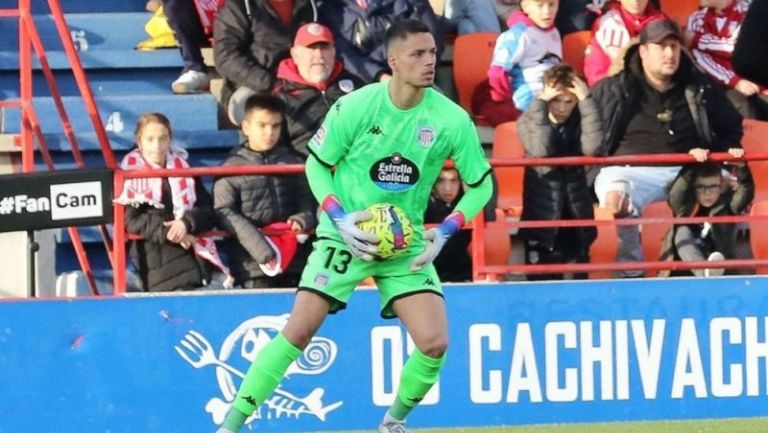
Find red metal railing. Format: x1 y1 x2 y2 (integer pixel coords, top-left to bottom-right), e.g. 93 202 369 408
111 151 768 293
3 0 116 295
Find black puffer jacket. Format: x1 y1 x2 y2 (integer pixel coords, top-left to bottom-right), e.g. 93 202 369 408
318 0 443 83
213 0 318 106
273 58 363 157
592 43 743 158
517 97 603 251
424 190 472 282
126 178 214 292
213 144 317 284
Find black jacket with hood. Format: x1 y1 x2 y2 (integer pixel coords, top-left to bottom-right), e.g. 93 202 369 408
591 43 743 159
213 0 318 106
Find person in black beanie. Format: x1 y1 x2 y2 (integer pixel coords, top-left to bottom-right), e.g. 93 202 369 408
733 0 768 87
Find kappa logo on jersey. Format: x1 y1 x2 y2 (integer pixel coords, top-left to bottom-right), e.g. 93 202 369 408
175 315 343 427
368 125 383 135
417 126 436 148
370 153 420 192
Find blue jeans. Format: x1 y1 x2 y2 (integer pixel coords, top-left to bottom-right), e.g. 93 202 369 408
594 165 682 276
444 0 500 34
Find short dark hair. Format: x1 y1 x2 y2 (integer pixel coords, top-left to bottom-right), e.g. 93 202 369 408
385 20 432 52
243 94 285 119
694 163 724 180
542 63 578 88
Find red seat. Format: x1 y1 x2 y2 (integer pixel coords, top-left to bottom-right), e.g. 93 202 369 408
641 201 674 276
589 206 618 279
749 201 768 274
492 121 524 216
741 119 768 202
562 30 591 76
452 32 498 120
661 0 699 28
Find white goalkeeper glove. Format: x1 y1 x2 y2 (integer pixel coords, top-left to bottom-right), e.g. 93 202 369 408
323 195 379 261
410 212 465 271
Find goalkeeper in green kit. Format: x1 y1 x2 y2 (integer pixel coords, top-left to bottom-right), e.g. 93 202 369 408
215 19 493 433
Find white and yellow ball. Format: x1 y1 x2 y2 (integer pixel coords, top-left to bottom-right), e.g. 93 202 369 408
357 203 413 259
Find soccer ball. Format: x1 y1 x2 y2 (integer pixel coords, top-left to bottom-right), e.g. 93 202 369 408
357 203 413 259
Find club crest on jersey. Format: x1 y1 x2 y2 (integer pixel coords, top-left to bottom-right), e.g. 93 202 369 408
370 153 420 192
338 79 354 93
417 126 436 148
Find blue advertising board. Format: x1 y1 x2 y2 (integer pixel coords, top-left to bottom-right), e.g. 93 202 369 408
1 277 768 433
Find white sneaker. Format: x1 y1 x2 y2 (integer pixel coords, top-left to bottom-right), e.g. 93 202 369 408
172 70 209 94
704 251 726 277
379 422 409 433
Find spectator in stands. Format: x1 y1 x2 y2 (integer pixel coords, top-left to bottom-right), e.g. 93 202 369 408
116 113 232 292
484 0 562 116
658 162 754 277
592 18 744 277
518 64 602 280
164 0 211 94
318 0 443 84
584 0 665 86
687 0 768 120
424 167 473 282
213 0 317 124
214 95 317 288
428 0 501 35
273 22 363 157
733 0 768 87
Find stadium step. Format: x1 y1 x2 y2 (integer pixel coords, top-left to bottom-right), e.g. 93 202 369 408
27 0 146 14
0 13 183 70
0 68 182 98
1 93 219 133
36 129 238 152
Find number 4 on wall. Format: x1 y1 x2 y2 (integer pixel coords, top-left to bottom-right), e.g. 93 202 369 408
105 111 124 133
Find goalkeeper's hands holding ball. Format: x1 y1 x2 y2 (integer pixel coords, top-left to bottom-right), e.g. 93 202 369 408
323 195 379 261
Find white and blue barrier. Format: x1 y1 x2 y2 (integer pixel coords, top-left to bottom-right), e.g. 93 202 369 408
1 277 768 433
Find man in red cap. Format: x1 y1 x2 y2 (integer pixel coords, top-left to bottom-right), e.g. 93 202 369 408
273 22 364 157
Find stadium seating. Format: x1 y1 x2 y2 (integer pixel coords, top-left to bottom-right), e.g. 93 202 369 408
452 32 498 120
481 218 512 281
640 201 674 277
562 30 590 76
589 206 618 279
749 200 768 274
491 121 524 216
660 0 699 28
0 3 241 281
741 119 768 202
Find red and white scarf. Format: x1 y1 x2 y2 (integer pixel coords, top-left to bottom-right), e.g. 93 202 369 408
115 148 234 288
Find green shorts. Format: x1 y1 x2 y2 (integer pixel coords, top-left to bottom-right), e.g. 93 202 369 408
298 237 443 318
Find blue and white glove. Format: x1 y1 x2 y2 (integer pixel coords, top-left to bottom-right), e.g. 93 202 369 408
410 212 465 271
323 195 379 261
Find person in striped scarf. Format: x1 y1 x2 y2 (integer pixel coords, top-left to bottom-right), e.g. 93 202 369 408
115 112 232 291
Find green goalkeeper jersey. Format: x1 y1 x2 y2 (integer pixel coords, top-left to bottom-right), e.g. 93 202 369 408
307 82 492 249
